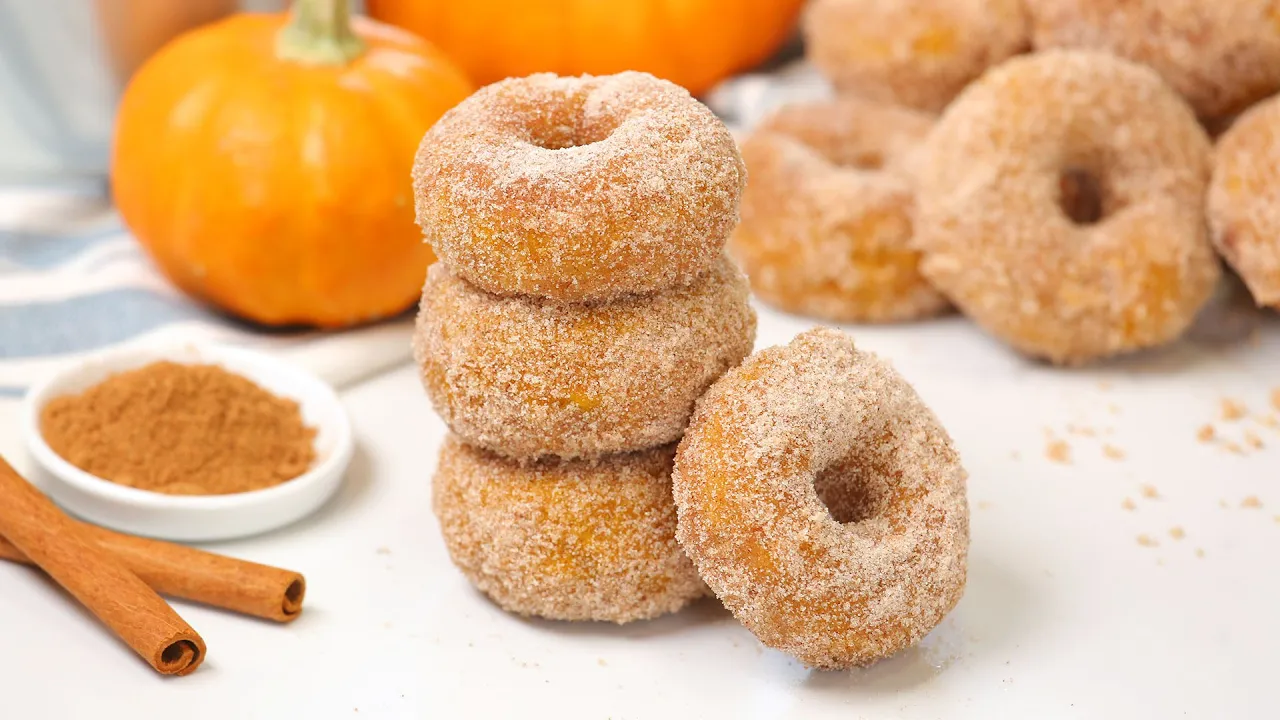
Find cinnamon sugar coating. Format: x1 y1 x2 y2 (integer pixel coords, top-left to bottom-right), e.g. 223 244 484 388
804 0 1029 113
1026 0 1280 121
915 51 1220 365
730 98 948 323
413 256 756 460
673 329 969 669
412 71 745 302
1208 95 1280 309
433 437 706 623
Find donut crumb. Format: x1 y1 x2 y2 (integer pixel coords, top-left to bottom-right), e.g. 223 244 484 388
1242 496 1263 509
1045 439 1072 464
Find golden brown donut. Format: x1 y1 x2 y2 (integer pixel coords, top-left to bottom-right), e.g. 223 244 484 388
804 0 1030 113
413 255 756 460
412 71 745 302
915 51 1220 365
1026 0 1280 121
433 437 706 623
672 329 969 669
1208 95 1280 309
730 98 948 323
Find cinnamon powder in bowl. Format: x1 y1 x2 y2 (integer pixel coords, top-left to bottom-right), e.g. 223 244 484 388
20 343 353 541
40 361 317 496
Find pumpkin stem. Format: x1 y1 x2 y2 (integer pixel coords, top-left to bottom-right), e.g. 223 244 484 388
275 0 366 65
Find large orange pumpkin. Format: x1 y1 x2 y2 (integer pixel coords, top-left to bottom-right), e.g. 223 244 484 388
365 0 806 96
112 0 472 327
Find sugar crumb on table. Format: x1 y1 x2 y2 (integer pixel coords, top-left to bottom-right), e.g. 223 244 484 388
1168 526 1186 541
1121 498 1137 511
1140 484 1160 500
1102 444 1126 460
1045 438 1072 464
1241 496 1263 509
1197 424 1216 442
1221 398 1248 421
1244 431 1265 450
1136 534 1158 548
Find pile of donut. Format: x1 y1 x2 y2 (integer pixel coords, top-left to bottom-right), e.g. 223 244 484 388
735 0 1280 365
411 72 969 669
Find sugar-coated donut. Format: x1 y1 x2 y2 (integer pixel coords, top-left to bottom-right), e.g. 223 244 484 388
915 51 1220 365
804 0 1029 113
1026 0 1280 121
434 437 706 623
730 98 948 323
413 255 756 460
412 71 746 302
672 329 968 669
1208 95 1280 309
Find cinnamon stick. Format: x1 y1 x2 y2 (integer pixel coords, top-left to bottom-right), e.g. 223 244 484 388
0 523 305 622
0 457 205 675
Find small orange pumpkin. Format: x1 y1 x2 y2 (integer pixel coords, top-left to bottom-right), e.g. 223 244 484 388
112 0 472 327
365 0 806 96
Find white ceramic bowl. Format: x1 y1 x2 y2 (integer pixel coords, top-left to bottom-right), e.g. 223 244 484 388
21 343 354 542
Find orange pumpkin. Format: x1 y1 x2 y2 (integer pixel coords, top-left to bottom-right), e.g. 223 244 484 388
112 0 472 327
365 0 806 96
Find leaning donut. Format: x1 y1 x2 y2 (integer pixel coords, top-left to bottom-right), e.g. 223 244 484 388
1208 94 1280 309
434 437 706 623
412 71 746 302
413 255 756 460
1026 0 1280 121
730 97 948 323
804 0 1030 113
672 328 969 669
915 51 1220 365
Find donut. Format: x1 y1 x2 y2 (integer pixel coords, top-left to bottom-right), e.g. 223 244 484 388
803 0 1029 113
729 98 949 323
1026 1 1280 121
433 437 706 623
412 71 746 302
915 51 1220 365
1208 95 1280 309
672 329 968 669
413 255 756 460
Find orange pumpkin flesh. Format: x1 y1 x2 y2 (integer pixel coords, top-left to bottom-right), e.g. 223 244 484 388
365 0 805 96
111 5 472 327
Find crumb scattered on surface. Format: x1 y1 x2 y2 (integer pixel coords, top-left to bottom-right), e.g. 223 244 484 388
376 546 391 555
1067 424 1096 437
1107 403 1121 415
1245 431 1265 450
1169 526 1185 541
1097 381 1113 391
598 658 607 667
978 501 993 510
1121 498 1137 511
1221 398 1248 421
1045 439 1071 464
1260 415 1279 429
1272 388 1280 412
1224 441 1244 455
1195 548 1205 558
1219 498 1229 509
1103 444 1126 460
1137 534 1158 547
1140 485 1160 500
1242 495 1263 509
1197 425 1216 442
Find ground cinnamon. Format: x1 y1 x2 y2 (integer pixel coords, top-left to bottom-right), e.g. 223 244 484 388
40 361 316 495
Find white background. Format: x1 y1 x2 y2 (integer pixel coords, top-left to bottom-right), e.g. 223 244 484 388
0 300 1277 719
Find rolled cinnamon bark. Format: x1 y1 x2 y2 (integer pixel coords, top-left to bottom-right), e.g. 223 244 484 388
0 524 305 622
0 457 205 675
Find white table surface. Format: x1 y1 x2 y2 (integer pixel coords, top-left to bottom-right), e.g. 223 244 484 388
0 298 1277 719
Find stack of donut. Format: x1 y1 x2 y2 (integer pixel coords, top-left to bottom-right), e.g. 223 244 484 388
738 0 1280 365
410 72 756 623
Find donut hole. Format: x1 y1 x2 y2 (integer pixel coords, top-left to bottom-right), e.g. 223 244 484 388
1058 168 1106 225
526 98 623 151
813 455 886 525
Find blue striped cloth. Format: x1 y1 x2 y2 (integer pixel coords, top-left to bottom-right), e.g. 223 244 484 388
0 198 414 396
